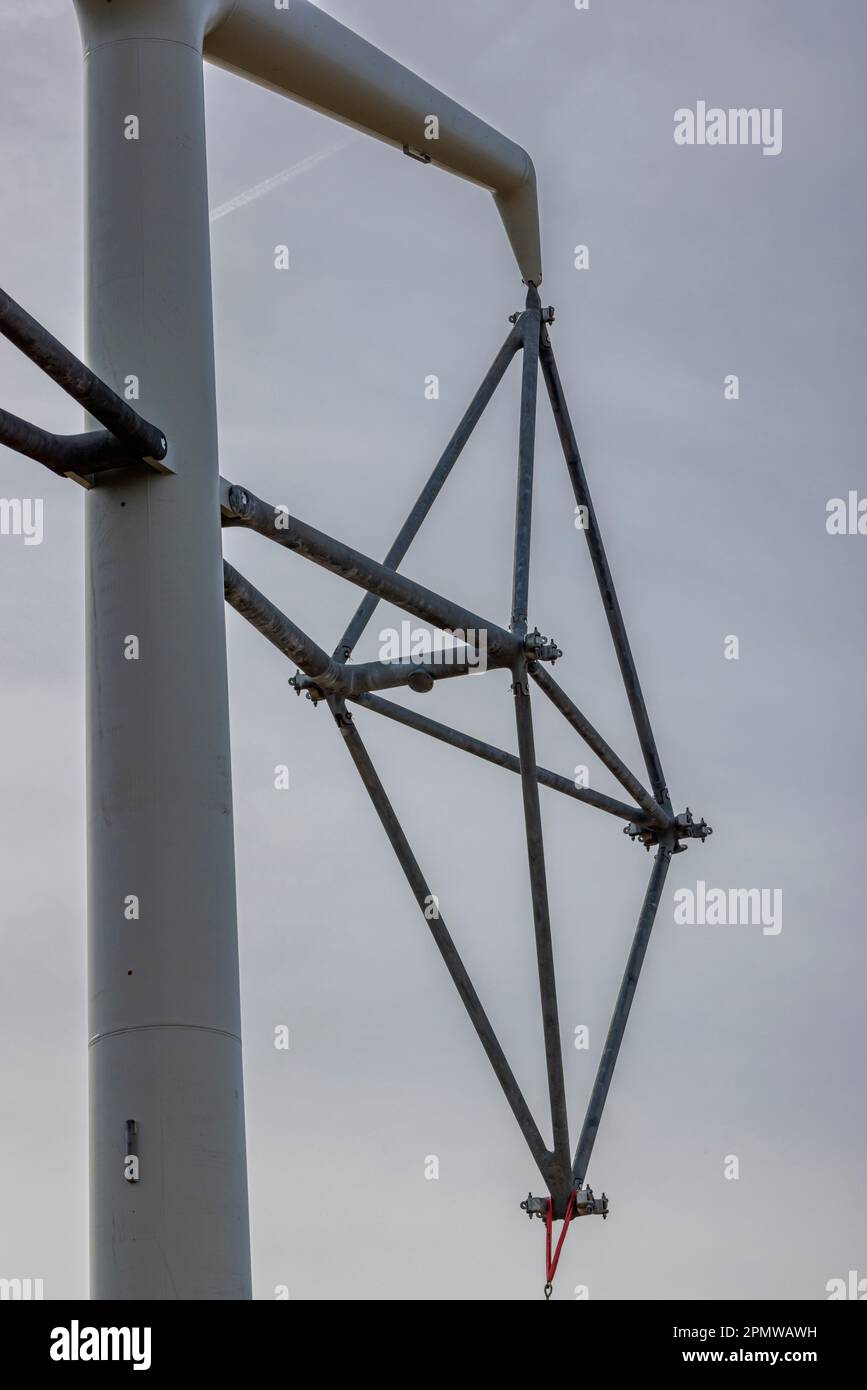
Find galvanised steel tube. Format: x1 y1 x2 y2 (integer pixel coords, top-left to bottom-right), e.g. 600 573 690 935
225 484 522 666
0 407 138 478
333 654 505 697
512 663 571 1191
204 0 542 284
225 561 345 688
224 561 511 696
335 321 525 661
0 285 167 464
529 663 672 830
329 700 556 1188
540 329 672 814
572 843 673 1189
74 0 250 1300
351 693 649 824
510 289 542 639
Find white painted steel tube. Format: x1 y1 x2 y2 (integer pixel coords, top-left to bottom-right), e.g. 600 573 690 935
74 0 251 1299
205 0 543 283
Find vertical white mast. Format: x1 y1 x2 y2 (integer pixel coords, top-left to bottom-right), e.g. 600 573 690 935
75 0 250 1299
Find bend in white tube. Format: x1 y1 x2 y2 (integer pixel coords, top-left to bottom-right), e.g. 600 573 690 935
204 0 542 283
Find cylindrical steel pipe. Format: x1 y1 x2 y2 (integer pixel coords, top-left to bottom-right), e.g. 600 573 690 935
330 700 556 1188
225 484 523 667
510 290 541 639
540 330 671 813
511 663 571 1191
0 407 138 478
224 561 509 696
351 692 649 823
336 320 524 660
74 0 250 1300
204 0 542 284
0 286 167 463
529 664 672 830
572 844 673 1188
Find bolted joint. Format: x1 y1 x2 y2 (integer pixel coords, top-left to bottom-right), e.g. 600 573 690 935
524 628 562 663
509 304 555 326
408 670 435 693
143 432 168 464
289 673 325 704
670 807 713 853
674 807 713 841
626 806 712 852
329 698 354 728
227 484 252 520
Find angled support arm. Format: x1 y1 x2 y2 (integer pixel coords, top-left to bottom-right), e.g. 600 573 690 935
350 692 650 824
510 287 542 639
335 319 524 661
222 482 555 669
512 662 571 1190
224 561 511 696
506 300 571 1187
529 663 672 831
0 408 147 479
572 841 673 1188
328 697 557 1190
0 286 168 482
539 329 671 814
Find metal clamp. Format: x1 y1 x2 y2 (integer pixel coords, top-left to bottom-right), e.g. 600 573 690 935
521 1186 609 1220
625 805 712 852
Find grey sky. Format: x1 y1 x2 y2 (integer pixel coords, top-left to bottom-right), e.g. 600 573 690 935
0 0 864 1300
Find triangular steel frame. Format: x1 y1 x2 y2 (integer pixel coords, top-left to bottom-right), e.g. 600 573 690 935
218 286 712 1231
0 281 712 1280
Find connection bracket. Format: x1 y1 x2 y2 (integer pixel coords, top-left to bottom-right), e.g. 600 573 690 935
625 806 713 852
524 628 562 662
521 1187 609 1220
510 305 555 325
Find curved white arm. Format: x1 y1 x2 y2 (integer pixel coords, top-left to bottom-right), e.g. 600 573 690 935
204 0 542 284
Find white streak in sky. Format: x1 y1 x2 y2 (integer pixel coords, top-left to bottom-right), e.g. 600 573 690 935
209 143 350 224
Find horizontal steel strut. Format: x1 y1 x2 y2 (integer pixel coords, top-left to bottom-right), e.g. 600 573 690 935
0 286 170 485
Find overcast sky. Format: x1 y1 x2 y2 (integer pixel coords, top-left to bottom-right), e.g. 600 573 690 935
1 0 865 1300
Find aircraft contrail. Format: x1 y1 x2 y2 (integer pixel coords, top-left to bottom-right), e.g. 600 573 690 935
209 141 351 223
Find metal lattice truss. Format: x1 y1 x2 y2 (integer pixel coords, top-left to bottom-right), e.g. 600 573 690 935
0 281 711 1278
217 287 712 1231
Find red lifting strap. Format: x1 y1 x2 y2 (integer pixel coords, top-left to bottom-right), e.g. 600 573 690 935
544 1191 576 1298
